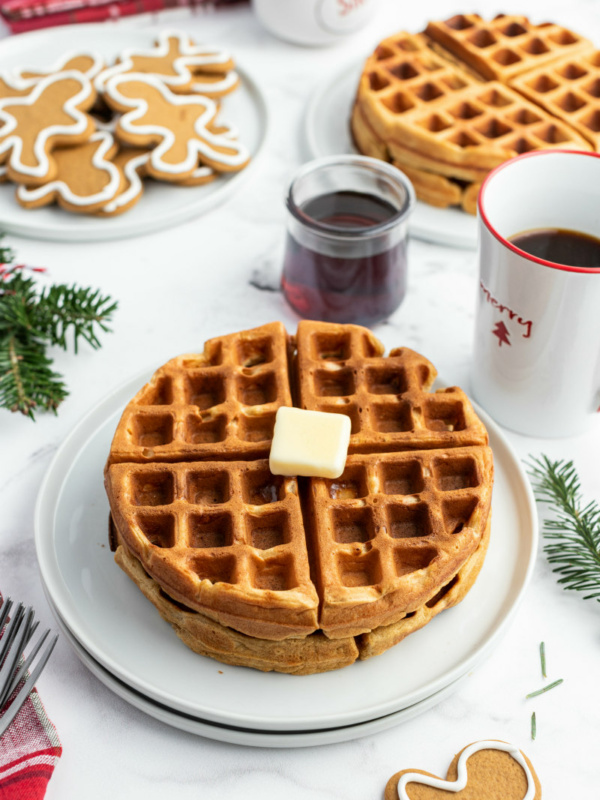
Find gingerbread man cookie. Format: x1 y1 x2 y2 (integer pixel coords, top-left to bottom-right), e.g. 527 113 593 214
0 74 35 100
0 71 96 185
0 52 104 100
16 130 122 214
104 73 250 180
189 69 240 99
175 119 238 186
99 146 150 216
95 31 236 95
385 740 541 800
14 52 105 85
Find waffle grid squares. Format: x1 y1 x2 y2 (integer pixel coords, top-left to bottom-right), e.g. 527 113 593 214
306 446 492 639
379 80 585 158
297 322 487 452
352 15 594 212
312 449 486 593
113 461 308 597
107 322 494 654
510 49 600 147
108 322 292 463
426 14 592 81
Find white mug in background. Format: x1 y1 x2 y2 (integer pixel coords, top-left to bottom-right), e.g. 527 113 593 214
251 0 381 47
471 150 600 438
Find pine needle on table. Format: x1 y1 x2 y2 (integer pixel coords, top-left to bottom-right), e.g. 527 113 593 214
527 456 600 601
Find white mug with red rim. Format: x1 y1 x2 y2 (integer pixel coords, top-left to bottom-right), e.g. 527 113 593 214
472 149 600 438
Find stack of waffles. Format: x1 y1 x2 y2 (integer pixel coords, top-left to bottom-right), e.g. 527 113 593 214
105 321 494 674
352 14 598 213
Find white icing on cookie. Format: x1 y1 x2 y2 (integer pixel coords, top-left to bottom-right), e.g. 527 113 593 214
190 70 239 96
0 70 94 179
188 165 214 180
396 741 535 800
184 120 237 180
103 151 149 213
95 30 234 93
0 71 32 96
17 130 121 207
11 51 105 86
105 73 249 174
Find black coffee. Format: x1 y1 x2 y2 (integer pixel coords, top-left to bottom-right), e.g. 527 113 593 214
509 228 600 268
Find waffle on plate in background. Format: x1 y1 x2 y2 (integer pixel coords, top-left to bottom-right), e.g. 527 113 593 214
352 14 599 214
104 322 494 674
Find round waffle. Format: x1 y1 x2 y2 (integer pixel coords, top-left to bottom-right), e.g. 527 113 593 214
351 16 595 213
105 322 494 672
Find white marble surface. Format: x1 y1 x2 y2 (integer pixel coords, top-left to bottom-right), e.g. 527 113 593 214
1 0 600 796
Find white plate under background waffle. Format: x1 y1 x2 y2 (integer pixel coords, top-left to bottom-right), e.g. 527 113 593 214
35 367 537 733
0 24 268 242
303 62 478 249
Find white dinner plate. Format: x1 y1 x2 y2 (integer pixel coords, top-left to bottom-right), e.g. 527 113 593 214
0 24 268 242
48 593 471 747
35 368 537 732
304 62 478 249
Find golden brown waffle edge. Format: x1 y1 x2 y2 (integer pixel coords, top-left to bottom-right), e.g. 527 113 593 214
352 17 596 213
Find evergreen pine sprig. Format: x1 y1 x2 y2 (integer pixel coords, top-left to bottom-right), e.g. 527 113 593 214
527 455 600 601
0 245 117 419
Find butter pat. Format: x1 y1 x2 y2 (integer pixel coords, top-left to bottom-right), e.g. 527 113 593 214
269 407 351 479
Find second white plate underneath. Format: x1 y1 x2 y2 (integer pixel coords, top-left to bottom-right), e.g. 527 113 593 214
49 592 471 748
35 368 537 732
304 62 478 249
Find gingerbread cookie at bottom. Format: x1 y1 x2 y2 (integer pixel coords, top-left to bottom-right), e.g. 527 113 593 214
385 740 541 800
16 130 122 214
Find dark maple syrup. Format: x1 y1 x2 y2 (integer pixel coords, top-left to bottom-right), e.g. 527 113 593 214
282 190 407 325
509 228 600 268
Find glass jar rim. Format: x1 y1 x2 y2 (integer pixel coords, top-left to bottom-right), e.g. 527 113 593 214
286 155 416 240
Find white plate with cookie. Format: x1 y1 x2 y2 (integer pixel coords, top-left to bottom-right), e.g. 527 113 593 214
35 368 538 733
0 24 268 242
304 61 479 249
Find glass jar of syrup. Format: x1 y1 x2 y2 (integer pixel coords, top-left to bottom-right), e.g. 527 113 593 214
282 155 415 326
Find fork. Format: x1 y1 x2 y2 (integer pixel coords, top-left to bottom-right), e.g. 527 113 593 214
0 597 58 739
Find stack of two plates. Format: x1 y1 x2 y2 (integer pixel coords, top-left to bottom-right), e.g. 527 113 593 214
34 374 537 748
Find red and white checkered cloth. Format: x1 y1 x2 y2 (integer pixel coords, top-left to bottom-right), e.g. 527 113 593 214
0 0 247 33
0 595 61 800
0 690 61 800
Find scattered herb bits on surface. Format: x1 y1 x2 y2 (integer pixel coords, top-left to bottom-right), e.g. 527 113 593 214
526 678 564 700
539 642 546 679
0 241 117 419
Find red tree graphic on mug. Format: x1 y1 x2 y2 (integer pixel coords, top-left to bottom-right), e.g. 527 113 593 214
492 320 511 347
